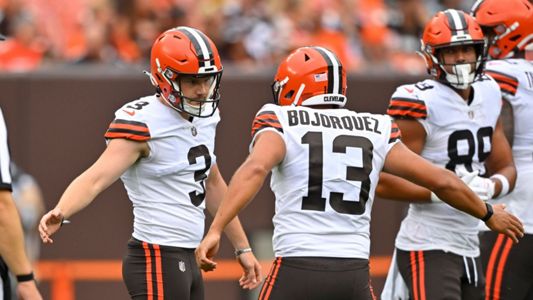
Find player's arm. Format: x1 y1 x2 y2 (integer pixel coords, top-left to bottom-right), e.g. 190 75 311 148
39 139 148 243
196 131 285 273
0 190 43 299
0 190 32 271
376 118 434 202
383 142 524 242
205 164 251 250
204 164 263 289
484 118 516 197
209 131 285 235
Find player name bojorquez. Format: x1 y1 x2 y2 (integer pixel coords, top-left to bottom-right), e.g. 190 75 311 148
287 110 382 134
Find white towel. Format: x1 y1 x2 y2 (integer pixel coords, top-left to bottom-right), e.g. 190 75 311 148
381 249 409 300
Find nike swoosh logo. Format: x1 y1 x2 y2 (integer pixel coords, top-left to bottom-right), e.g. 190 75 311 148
122 109 135 116
404 87 414 93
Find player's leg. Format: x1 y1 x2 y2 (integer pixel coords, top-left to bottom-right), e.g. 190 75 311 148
397 249 463 300
123 238 201 300
258 257 374 300
481 231 533 300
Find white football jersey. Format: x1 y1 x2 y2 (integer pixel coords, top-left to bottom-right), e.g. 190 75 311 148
250 103 401 259
486 59 533 233
0 108 11 190
387 78 502 257
105 95 219 248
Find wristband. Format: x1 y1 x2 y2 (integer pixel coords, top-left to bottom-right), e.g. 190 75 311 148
16 272 34 282
490 174 510 198
60 218 70 227
234 247 252 257
481 202 494 222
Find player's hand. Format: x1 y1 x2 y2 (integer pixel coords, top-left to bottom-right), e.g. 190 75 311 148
485 203 524 243
38 208 64 244
458 170 495 201
236 251 263 290
17 280 43 300
195 232 221 272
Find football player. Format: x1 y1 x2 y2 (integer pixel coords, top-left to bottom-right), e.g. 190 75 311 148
194 46 523 300
38 27 262 299
379 9 519 300
0 34 42 300
472 0 533 298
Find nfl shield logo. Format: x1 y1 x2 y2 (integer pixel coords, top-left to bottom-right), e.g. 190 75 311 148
179 261 186 272
178 260 185 272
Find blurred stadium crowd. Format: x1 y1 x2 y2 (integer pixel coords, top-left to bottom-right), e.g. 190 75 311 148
0 0 474 74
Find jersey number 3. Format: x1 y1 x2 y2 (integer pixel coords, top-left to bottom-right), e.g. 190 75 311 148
301 132 373 215
188 145 211 206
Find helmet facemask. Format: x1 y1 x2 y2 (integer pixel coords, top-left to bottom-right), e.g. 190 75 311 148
434 42 486 90
160 68 222 118
149 26 224 118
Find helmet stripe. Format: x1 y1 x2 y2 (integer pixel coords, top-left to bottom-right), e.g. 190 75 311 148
470 0 485 16
445 9 467 36
178 27 214 69
314 47 342 95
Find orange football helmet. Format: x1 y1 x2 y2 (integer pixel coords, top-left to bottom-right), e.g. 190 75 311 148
149 26 223 117
420 9 486 90
471 0 533 59
272 46 347 107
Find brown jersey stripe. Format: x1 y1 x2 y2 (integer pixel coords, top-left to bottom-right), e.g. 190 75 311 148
486 70 519 88
109 123 150 133
387 109 427 119
106 128 150 138
255 111 277 118
494 82 518 96
112 119 150 128
105 131 151 141
388 98 428 119
251 118 283 137
251 124 283 138
389 122 401 143
500 86 518 96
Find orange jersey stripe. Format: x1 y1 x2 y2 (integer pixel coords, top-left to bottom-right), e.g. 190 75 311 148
493 237 514 300
388 97 428 119
142 242 154 300
108 123 149 133
104 132 150 141
418 251 426 300
258 259 277 299
261 257 282 300
496 82 518 96
389 99 427 111
251 120 283 137
411 251 419 300
485 234 505 300
153 245 163 300
486 71 518 87
387 109 427 119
